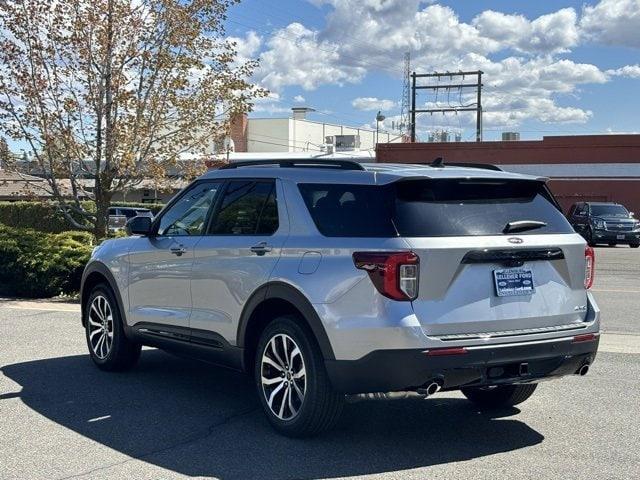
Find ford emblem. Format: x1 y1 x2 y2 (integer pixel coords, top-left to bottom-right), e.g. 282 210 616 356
508 237 523 244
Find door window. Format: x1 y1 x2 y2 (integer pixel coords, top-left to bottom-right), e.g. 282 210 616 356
156 182 222 236
208 180 279 235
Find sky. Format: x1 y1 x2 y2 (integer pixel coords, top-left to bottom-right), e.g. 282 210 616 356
226 0 640 141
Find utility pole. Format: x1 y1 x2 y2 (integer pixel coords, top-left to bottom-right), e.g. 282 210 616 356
476 71 483 142
409 70 483 142
411 72 416 142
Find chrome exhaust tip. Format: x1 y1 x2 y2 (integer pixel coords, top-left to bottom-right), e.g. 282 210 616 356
424 381 441 396
577 364 590 376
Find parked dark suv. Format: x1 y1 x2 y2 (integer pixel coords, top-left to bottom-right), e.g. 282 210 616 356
568 202 640 248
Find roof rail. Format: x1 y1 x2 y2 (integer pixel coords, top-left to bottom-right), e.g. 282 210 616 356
218 159 365 171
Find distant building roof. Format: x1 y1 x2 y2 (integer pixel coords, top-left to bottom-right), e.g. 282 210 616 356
0 170 53 200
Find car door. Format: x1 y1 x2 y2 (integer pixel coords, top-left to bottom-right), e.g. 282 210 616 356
127 181 223 330
190 178 288 344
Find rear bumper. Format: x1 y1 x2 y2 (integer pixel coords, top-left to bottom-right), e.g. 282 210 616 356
325 334 599 394
592 229 640 244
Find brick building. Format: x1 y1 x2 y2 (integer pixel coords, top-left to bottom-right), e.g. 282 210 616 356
376 135 640 215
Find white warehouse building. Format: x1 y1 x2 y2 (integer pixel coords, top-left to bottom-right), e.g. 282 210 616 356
228 107 405 155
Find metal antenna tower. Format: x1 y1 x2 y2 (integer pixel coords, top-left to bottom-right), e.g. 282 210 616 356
399 52 411 137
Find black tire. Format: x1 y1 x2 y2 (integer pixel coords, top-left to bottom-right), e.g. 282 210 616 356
254 315 344 437
461 384 538 409
630 243 639 249
586 228 596 247
84 284 141 371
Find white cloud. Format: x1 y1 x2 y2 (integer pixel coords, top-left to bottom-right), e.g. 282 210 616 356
243 1 621 127
227 31 262 66
251 92 290 115
351 97 397 111
293 95 306 103
256 23 366 92
581 0 640 48
606 64 640 78
473 8 579 54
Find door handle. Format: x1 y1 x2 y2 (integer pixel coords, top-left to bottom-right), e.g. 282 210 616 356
250 242 273 256
170 245 187 256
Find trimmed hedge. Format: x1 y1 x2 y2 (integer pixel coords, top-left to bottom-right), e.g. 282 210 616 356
0 224 93 298
0 201 164 233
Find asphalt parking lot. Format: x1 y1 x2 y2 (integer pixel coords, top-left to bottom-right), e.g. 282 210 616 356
1 247 639 480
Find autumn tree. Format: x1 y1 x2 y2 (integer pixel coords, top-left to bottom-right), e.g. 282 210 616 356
0 0 264 237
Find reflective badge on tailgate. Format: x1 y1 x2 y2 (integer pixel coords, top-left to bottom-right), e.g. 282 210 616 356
493 268 535 297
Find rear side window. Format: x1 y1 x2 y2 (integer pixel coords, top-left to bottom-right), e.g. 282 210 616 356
299 179 573 237
208 180 279 235
298 184 396 237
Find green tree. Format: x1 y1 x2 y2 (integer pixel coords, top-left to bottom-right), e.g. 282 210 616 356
0 0 265 237
0 137 11 169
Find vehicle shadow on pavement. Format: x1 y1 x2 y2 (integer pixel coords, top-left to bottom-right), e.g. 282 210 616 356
2 349 544 479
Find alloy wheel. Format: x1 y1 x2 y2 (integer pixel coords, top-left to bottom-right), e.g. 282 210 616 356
88 295 114 360
260 333 306 421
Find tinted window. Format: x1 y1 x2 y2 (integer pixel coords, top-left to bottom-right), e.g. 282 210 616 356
156 182 221 236
298 184 396 237
590 204 629 217
208 180 278 235
394 179 573 236
299 179 573 237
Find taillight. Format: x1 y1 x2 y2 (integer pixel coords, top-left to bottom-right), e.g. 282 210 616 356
353 251 419 301
424 347 468 356
573 333 597 343
584 246 595 289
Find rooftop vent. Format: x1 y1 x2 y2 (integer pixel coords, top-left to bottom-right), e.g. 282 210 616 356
502 132 520 141
292 107 316 120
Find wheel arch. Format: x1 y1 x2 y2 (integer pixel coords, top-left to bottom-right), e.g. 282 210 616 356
237 281 335 373
80 262 127 330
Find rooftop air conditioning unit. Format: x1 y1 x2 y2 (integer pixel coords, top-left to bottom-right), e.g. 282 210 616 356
325 135 361 152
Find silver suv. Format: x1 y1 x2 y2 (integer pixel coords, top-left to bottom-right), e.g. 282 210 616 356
81 159 600 437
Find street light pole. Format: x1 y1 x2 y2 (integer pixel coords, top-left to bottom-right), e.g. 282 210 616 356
375 110 385 146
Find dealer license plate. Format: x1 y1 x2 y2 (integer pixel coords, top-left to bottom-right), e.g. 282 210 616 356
494 268 535 297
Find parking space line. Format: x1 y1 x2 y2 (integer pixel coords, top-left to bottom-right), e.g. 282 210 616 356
592 288 640 293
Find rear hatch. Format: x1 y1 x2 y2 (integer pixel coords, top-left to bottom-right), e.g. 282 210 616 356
391 177 589 338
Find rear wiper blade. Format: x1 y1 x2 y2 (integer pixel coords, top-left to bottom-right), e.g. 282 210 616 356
503 220 547 233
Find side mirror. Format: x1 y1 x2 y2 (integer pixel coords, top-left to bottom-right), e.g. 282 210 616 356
126 216 152 236
630 212 635 217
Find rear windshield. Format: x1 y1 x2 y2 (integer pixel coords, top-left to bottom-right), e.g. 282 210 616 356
298 179 573 237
